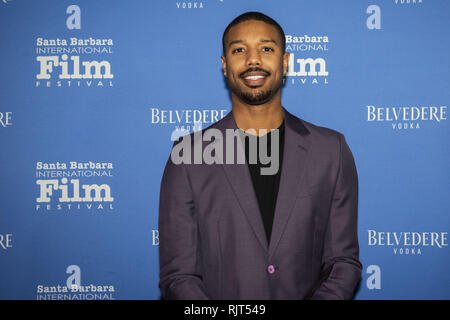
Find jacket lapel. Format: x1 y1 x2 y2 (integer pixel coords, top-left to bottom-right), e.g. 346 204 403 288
217 112 269 252
268 109 311 258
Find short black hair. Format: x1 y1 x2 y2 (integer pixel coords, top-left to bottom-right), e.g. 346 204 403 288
222 11 286 55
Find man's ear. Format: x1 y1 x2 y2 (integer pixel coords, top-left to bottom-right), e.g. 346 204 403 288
282 51 290 75
221 55 227 77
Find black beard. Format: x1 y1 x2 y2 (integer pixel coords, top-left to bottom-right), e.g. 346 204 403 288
230 67 277 105
236 89 274 105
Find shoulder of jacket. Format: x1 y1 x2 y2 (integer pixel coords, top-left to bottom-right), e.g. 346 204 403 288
300 118 344 143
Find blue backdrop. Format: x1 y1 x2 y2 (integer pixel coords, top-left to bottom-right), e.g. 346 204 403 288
0 0 449 300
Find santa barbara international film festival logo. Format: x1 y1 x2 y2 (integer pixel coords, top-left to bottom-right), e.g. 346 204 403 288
284 34 329 86
35 161 114 213
35 5 114 88
36 265 116 300
368 230 448 255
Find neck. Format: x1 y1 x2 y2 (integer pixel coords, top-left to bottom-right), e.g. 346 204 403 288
231 92 284 136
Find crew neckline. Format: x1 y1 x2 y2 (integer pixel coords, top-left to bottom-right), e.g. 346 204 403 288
239 120 285 138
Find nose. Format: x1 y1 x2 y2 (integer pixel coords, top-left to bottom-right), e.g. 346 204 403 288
246 48 261 66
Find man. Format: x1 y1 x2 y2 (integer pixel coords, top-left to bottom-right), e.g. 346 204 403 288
159 11 362 300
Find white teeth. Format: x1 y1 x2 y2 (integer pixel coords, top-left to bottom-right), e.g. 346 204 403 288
245 75 265 80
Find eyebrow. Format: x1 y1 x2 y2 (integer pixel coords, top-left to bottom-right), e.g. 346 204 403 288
228 38 278 47
260 39 277 45
228 39 245 47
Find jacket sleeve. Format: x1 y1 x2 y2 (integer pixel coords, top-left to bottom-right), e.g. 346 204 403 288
158 149 209 300
309 133 362 300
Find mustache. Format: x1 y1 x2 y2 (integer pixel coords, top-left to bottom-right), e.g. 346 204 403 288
239 67 271 78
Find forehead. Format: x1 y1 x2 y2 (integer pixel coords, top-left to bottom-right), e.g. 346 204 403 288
225 20 281 45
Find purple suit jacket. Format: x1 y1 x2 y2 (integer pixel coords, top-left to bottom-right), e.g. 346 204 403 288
158 108 362 300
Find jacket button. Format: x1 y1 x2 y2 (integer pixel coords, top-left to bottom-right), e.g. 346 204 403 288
267 265 275 274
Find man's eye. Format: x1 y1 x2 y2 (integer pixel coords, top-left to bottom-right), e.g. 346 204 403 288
232 48 244 53
262 47 274 52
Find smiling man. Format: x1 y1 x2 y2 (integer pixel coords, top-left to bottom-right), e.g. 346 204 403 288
159 11 362 300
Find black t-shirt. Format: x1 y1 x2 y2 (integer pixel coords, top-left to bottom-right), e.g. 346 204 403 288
239 121 285 243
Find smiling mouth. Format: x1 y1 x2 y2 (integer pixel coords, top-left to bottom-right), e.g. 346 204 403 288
244 75 266 80
240 69 270 87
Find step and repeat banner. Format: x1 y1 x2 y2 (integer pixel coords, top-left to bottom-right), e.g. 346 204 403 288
0 0 449 300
